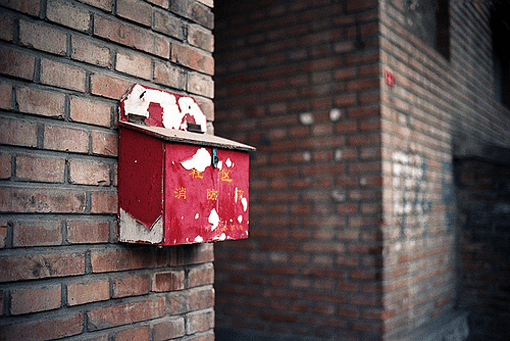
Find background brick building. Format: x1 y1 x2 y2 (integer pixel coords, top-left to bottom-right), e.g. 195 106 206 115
213 1 510 340
0 0 215 339
1 0 509 341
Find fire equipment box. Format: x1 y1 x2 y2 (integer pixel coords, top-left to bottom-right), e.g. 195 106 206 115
118 84 255 245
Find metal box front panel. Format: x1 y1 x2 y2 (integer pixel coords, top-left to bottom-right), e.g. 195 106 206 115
163 143 250 245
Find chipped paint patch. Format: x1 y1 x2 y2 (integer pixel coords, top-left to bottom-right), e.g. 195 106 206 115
238 215 243 223
181 147 211 172
241 197 248 212
121 84 207 132
212 233 226 241
195 213 200 219
208 208 219 230
299 112 314 125
194 236 204 243
330 108 342 121
225 158 233 167
119 208 163 244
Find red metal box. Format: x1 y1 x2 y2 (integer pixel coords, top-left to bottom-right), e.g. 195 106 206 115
118 84 255 245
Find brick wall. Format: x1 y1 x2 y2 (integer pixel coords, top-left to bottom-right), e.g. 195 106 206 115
214 0 510 340
0 0 215 339
380 0 509 339
214 1 383 339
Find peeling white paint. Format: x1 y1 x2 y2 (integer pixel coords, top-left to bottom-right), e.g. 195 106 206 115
225 158 233 167
241 197 248 212
334 149 342 161
177 97 207 132
299 112 314 125
195 213 200 219
119 208 163 244
194 236 204 243
330 108 342 121
212 233 226 241
208 208 219 230
122 84 207 132
238 215 243 223
303 151 312 162
181 147 211 172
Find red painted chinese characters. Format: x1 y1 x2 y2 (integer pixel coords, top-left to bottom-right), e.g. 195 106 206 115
118 84 254 245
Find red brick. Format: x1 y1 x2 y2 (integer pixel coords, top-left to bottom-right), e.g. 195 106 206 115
0 12 14 42
0 251 85 282
46 0 90 32
188 263 214 288
188 24 214 52
188 72 214 98
16 154 65 183
67 219 109 244
69 159 110 186
0 221 7 249
12 220 62 247
70 95 112 127
17 86 66 118
153 9 184 40
40 59 86 92
0 46 35 80
153 60 186 89
19 20 66 55
90 73 131 100
0 187 87 214
91 130 118 156
153 317 186 341
115 51 151 80
94 15 169 57
0 312 83 340
71 35 112 68
197 0 213 7
117 0 152 27
67 279 110 306
0 0 41 16
90 247 157 273
43 123 89 153
79 0 113 11
0 82 12 109
112 274 150 298
195 97 214 121
90 190 117 214
11 284 61 314
113 325 150 341
169 243 214 266
168 0 213 29
0 152 12 179
87 298 165 330
152 270 185 292
186 309 214 334
146 0 167 8
0 290 4 315
172 43 214 76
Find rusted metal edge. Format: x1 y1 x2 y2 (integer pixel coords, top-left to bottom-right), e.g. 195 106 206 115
119 121 256 152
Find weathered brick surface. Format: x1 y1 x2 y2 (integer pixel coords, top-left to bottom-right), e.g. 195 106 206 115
15 154 65 183
16 86 66 118
87 298 165 330
214 0 510 340
67 279 110 306
112 273 150 298
12 220 62 247
10 284 62 314
0 0 216 339
67 219 110 244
